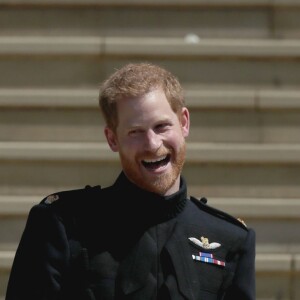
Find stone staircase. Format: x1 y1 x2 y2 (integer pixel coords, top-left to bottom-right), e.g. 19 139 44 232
1 1 300 299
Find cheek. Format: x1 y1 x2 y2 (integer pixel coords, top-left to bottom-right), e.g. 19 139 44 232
125 133 148 146
119 138 141 154
168 131 185 147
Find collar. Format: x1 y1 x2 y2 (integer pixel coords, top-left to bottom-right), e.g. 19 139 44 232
112 172 188 223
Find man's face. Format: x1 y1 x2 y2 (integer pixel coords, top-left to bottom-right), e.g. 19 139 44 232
105 88 190 195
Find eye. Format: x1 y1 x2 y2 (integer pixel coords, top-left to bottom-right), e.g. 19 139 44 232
128 128 143 136
156 123 171 132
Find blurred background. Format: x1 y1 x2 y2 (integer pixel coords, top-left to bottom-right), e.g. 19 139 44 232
0 0 300 299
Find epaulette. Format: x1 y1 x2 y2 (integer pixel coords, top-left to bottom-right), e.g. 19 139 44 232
190 196 248 231
42 185 102 206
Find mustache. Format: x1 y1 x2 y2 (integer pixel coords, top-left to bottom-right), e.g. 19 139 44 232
141 148 172 158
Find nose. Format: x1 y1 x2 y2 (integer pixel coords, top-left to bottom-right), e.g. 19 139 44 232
144 129 162 151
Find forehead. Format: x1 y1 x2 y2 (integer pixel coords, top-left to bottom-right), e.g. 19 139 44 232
116 89 176 125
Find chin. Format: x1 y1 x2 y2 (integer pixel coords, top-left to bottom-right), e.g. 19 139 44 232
148 173 177 194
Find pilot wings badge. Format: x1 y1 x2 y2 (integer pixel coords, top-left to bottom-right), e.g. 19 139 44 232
188 236 221 250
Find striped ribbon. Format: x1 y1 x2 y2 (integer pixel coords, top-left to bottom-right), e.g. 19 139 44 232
192 252 226 267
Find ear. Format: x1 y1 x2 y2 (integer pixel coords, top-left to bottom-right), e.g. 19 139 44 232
180 107 190 138
104 126 118 152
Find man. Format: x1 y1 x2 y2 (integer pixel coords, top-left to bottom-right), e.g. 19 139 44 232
6 62 256 300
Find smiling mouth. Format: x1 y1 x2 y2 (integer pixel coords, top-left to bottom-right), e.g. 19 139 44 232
142 154 171 170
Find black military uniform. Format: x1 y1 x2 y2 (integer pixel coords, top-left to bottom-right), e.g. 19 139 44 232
6 172 256 300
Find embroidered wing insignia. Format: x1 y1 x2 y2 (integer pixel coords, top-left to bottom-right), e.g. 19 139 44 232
189 236 221 250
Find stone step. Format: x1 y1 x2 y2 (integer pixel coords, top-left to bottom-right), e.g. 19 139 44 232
1 141 300 198
0 1 299 39
2 86 300 110
1 54 300 89
0 250 12 300
1 87 300 143
0 35 300 89
2 36 300 58
1 0 299 6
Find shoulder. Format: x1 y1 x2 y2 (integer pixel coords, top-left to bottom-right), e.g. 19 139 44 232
26 185 103 230
31 185 103 219
42 185 102 204
41 184 102 206
189 196 249 232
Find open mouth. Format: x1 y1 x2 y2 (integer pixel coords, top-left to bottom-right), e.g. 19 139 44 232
142 154 171 170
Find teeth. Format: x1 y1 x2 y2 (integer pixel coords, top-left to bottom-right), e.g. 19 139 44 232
143 155 167 163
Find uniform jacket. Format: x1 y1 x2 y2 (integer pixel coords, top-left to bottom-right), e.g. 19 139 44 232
6 172 256 300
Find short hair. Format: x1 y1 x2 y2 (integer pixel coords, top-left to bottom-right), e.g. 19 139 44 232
99 62 185 131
